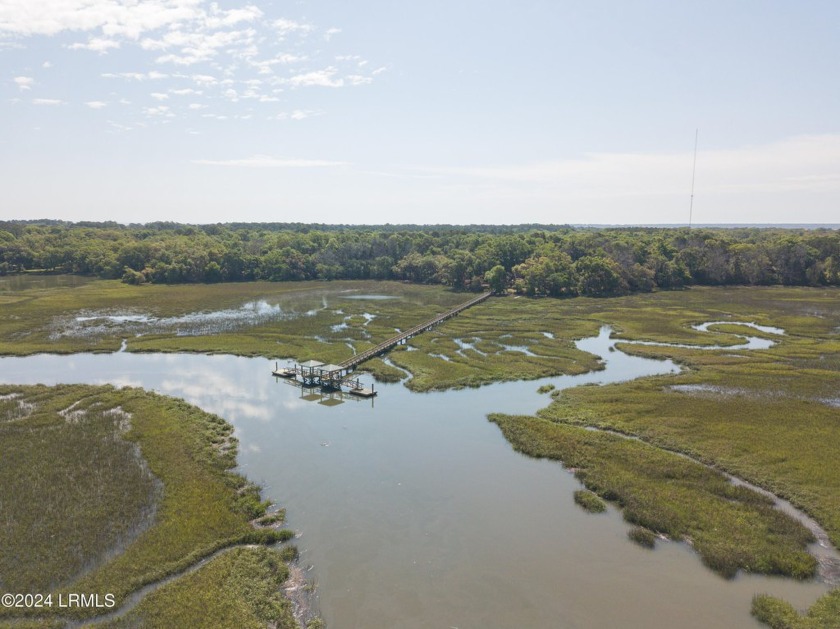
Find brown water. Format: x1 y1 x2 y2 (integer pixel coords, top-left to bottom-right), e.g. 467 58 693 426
0 327 832 628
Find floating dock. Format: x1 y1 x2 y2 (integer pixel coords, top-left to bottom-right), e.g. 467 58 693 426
271 291 493 396
273 360 376 395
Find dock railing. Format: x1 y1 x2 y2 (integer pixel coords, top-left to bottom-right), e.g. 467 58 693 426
338 291 492 371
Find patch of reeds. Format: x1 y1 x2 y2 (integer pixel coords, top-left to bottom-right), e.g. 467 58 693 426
752 588 840 628
573 489 606 513
255 509 286 526
627 527 656 548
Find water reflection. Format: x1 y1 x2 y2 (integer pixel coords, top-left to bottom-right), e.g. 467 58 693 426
51 300 295 340
0 327 830 629
618 320 785 351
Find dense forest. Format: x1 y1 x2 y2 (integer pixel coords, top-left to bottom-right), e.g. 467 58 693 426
1 221 839 297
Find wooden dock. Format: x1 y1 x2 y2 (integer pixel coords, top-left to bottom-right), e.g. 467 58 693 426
337 291 492 371
272 291 492 395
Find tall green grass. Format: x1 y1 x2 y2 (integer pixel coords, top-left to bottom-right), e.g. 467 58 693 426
90 546 297 629
0 386 160 593
0 385 293 622
752 589 840 629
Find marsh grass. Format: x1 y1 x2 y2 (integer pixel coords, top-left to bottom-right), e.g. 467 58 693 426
0 384 290 622
90 546 297 629
255 510 286 526
0 279 465 361
0 621 64 629
539 356 840 550
489 413 817 579
752 589 840 629
573 489 606 513
390 298 603 391
0 386 160 593
628 527 656 548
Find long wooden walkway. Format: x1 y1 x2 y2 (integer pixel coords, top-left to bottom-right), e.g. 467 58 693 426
338 291 492 371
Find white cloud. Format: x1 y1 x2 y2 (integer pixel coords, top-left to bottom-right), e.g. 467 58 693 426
32 98 64 105
289 67 343 88
190 73 218 85
346 74 373 86
507 136 837 191
290 109 321 120
67 37 120 52
4 2 379 125
86 100 108 108
143 27 257 66
42 61 52 68
251 53 305 75
107 120 134 132
202 4 262 29
274 109 321 121
274 18 312 34
416 134 840 212
101 71 169 80
144 105 172 116
0 0 205 38
193 154 345 168
187 102 206 109
14 76 34 91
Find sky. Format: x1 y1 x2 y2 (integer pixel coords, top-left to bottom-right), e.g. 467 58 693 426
2 0 839 225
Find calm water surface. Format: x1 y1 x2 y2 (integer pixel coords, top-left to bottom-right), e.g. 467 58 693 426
0 328 830 628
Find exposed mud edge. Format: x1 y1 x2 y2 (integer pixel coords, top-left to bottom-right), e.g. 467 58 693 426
282 562 321 628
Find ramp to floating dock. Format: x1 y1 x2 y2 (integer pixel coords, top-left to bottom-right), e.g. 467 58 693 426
338 291 492 371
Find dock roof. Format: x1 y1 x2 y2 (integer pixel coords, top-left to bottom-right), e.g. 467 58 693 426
319 363 343 373
299 359 324 368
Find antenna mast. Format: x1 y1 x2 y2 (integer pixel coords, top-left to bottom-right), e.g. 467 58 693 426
688 128 698 228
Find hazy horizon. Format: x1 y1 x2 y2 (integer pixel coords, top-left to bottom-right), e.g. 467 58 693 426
6 218 839 230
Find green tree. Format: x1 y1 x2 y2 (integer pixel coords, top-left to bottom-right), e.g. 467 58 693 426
485 264 507 294
574 256 628 296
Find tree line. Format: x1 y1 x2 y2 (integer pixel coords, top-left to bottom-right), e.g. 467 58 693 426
1 221 838 297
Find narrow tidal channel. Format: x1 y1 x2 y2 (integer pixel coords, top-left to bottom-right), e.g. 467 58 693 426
0 327 831 628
